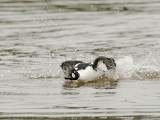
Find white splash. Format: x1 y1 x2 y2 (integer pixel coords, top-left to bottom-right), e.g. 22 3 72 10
113 54 160 80
115 56 135 79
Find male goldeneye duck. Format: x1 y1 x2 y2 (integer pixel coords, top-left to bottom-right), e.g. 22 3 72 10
60 56 116 81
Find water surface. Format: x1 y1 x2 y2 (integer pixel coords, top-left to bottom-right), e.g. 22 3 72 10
0 0 160 119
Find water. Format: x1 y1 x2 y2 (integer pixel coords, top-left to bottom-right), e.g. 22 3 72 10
0 0 160 119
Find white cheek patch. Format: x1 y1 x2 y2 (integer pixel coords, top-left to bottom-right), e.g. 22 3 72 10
98 61 107 72
72 73 76 78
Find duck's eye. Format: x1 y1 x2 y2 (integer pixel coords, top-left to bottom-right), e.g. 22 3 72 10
74 71 76 73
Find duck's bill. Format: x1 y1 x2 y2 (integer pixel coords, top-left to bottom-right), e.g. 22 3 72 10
64 77 72 80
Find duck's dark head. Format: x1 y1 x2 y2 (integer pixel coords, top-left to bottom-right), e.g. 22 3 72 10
65 68 79 80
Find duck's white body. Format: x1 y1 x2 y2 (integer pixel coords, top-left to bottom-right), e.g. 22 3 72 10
77 66 104 81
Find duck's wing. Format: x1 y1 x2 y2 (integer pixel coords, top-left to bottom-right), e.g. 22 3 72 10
60 60 83 70
92 56 116 71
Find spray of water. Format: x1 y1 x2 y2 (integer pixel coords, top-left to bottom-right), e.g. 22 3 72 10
112 54 160 80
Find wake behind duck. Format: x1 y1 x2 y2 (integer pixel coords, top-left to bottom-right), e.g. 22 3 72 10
60 56 116 81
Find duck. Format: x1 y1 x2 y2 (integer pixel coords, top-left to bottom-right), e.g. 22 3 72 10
60 56 116 81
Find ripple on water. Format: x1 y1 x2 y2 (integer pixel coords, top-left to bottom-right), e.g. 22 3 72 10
0 0 160 119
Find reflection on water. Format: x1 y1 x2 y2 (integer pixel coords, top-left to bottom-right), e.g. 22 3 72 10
63 78 118 89
0 0 160 119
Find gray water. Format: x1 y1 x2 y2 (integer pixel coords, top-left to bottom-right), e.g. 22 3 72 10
0 0 160 119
